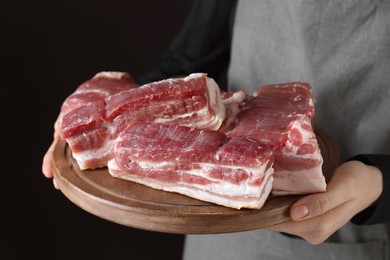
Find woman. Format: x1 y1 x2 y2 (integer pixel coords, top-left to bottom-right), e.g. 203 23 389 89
43 0 390 259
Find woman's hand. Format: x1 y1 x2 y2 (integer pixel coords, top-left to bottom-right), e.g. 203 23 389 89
266 160 383 244
42 115 62 189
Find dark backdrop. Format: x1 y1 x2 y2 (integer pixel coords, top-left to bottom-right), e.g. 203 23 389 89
2 1 193 259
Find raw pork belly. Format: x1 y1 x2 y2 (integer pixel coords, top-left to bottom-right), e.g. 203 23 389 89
227 82 325 194
108 121 274 209
59 71 326 208
59 72 139 170
105 73 226 132
60 73 227 170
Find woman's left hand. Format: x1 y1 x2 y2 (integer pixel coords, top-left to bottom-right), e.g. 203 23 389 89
266 160 383 244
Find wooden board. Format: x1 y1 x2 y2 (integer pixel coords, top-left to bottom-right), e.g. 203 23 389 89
53 126 339 234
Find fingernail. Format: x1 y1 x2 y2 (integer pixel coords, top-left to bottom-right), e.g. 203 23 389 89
291 204 309 220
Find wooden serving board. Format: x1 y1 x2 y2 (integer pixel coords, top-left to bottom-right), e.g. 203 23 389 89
53 126 339 234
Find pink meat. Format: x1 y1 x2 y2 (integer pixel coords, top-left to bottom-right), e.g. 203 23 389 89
106 74 206 120
59 72 327 208
227 82 325 195
60 73 227 170
108 121 274 209
58 72 139 170
105 73 226 131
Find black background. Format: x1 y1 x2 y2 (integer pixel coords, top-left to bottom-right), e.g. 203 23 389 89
3 1 193 259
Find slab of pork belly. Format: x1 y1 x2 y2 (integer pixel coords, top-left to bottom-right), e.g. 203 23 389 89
227 82 325 195
108 121 274 210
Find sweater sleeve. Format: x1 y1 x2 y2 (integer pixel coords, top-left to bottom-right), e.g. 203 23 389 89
136 0 237 86
348 154 390 225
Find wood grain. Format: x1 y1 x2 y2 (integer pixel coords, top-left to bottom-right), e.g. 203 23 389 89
53 126 339 234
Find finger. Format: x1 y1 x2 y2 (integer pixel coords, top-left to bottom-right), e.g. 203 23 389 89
289 192 342 221
42 140 58 178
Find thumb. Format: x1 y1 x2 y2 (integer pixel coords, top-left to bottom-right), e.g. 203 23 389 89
289 193 333 221
289 171 352 221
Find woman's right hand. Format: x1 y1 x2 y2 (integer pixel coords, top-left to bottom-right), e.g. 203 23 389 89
42 115 62 189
